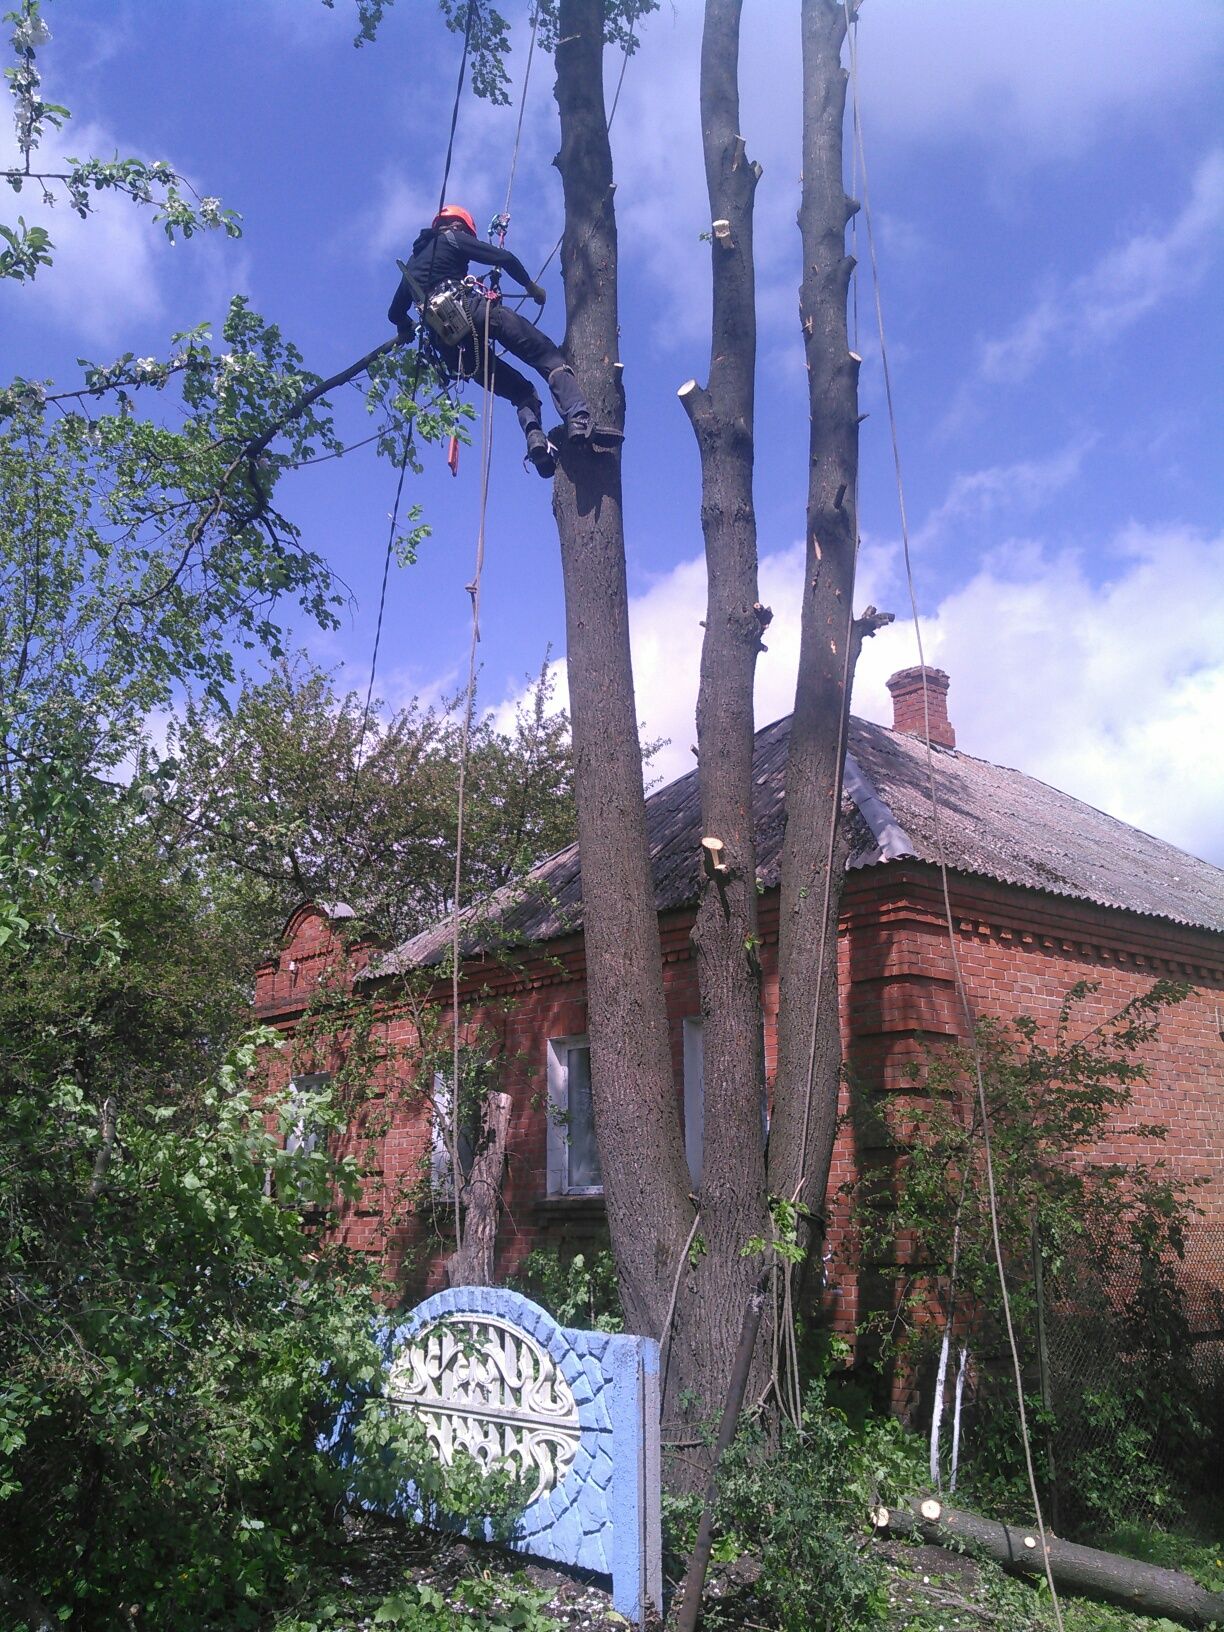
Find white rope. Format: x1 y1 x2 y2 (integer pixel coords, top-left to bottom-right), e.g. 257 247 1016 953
846 12 1064 1620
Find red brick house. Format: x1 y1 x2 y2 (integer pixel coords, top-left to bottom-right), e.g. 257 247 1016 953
255 667 1224 1322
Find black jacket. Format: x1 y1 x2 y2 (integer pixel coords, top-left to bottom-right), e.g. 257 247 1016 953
388 226 534 329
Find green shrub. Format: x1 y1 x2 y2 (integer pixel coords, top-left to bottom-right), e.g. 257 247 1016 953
0 1035 386 1631
510 1243 623 1333
665 1373 925 1631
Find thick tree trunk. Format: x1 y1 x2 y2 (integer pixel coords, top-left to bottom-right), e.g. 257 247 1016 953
446 1089 511 1287
769 0 862 1247
549 0 694 1344
672 0 774 1433
875 1498 1224 1629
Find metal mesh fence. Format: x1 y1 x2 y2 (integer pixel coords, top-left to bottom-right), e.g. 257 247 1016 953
1038 1218 1224 1533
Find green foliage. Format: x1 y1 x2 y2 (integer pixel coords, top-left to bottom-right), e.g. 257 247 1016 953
742 1192 810 1266
665 1375 922 1631
1102 1520 1224 1593
3 1 240 280
851 981 1223 1532
274 1569 553 1632
159 654 575 954
511 1242 623 1332
0 857 387 1625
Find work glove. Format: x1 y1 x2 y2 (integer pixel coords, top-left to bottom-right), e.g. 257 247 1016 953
526 281 547 308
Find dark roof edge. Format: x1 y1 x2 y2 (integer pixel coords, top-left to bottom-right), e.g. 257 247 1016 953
843 750 915 861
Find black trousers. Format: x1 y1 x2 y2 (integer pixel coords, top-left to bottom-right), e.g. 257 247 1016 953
439 293 567 415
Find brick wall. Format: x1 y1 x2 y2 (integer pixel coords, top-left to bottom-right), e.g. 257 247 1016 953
258 878 1224 1320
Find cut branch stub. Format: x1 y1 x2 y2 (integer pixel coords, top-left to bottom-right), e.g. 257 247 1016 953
701 836 729 877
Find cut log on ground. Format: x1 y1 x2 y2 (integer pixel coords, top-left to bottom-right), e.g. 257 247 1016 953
872 1496 1224 1629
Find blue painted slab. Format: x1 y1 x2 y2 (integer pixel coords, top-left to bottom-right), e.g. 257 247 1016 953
375 1288 661 1625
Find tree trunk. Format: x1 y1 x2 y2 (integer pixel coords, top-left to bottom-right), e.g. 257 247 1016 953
672 0 774 1433
769 0 862 1250
446 1089 511 1287
549 0 695 1345
875 1497 1224 1629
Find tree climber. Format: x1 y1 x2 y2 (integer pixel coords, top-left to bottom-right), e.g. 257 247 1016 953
389 205 592 479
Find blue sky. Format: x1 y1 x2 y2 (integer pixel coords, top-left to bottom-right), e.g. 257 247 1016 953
4 0 1223 862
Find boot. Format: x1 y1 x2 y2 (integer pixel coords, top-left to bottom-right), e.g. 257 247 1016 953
547 365 592 444
517 398 556 479
525 428 556 479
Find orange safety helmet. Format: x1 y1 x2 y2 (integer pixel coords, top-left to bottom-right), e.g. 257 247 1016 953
433 204 477 236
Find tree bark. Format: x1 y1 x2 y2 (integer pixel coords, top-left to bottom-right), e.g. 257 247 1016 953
549 0 694 1344
446 1089 511 1287
671 0 774 1432
769 0 862 1248
875 1497 1224 1629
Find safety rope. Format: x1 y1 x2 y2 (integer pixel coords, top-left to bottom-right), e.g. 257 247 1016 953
845 11 1064 1621
448 291 496 1258
444 0 541 1254
502 2 541 221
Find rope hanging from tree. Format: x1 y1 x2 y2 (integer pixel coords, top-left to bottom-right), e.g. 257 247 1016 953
445 2 542 1264
844 10 1065 1624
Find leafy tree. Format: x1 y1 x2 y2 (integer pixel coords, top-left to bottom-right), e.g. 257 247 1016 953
0 779 390 1628
3 0 240 281
157 655 575 958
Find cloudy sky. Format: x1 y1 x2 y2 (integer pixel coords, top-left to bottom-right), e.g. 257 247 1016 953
4 0 1223 863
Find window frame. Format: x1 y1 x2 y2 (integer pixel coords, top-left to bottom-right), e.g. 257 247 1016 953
285 1071 331 1157
545 1035 602 1197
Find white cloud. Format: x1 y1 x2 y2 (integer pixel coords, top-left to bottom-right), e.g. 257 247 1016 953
914 440 1092 545
488 512 1224 868
853 522 1224 866
0 122 167 346
853 0 1224 158
979 150 1224 385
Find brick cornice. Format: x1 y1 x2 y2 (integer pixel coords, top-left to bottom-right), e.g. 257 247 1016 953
842 862 1224 984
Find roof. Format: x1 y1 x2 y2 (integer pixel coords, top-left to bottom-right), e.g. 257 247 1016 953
372 715 1224 975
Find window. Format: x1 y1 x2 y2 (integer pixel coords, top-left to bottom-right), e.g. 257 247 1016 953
683 1019 705 1188
431 1070 478 1194
680 1018 768 1191
285 1072 331 1157
546 1036 602 1195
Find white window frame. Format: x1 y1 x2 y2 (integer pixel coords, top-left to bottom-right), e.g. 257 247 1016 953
680 1016 768 1193
546 1035 602 1197
285 1072 331 1156
430 1069 479 1194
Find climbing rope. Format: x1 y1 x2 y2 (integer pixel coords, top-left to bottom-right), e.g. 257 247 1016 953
445 3 542 1256
845 10 1064 1621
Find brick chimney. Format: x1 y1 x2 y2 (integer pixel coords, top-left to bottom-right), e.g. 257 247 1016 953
886 665 956 749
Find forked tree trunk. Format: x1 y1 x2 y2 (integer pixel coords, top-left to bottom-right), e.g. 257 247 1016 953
674 0 774 1427
549 0 695 1344
768 0 863 1252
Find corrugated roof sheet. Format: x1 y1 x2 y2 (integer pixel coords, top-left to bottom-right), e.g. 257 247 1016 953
372 714 1224 975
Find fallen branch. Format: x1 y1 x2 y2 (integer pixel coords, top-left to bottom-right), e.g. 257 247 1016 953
872 1495 1224 1629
